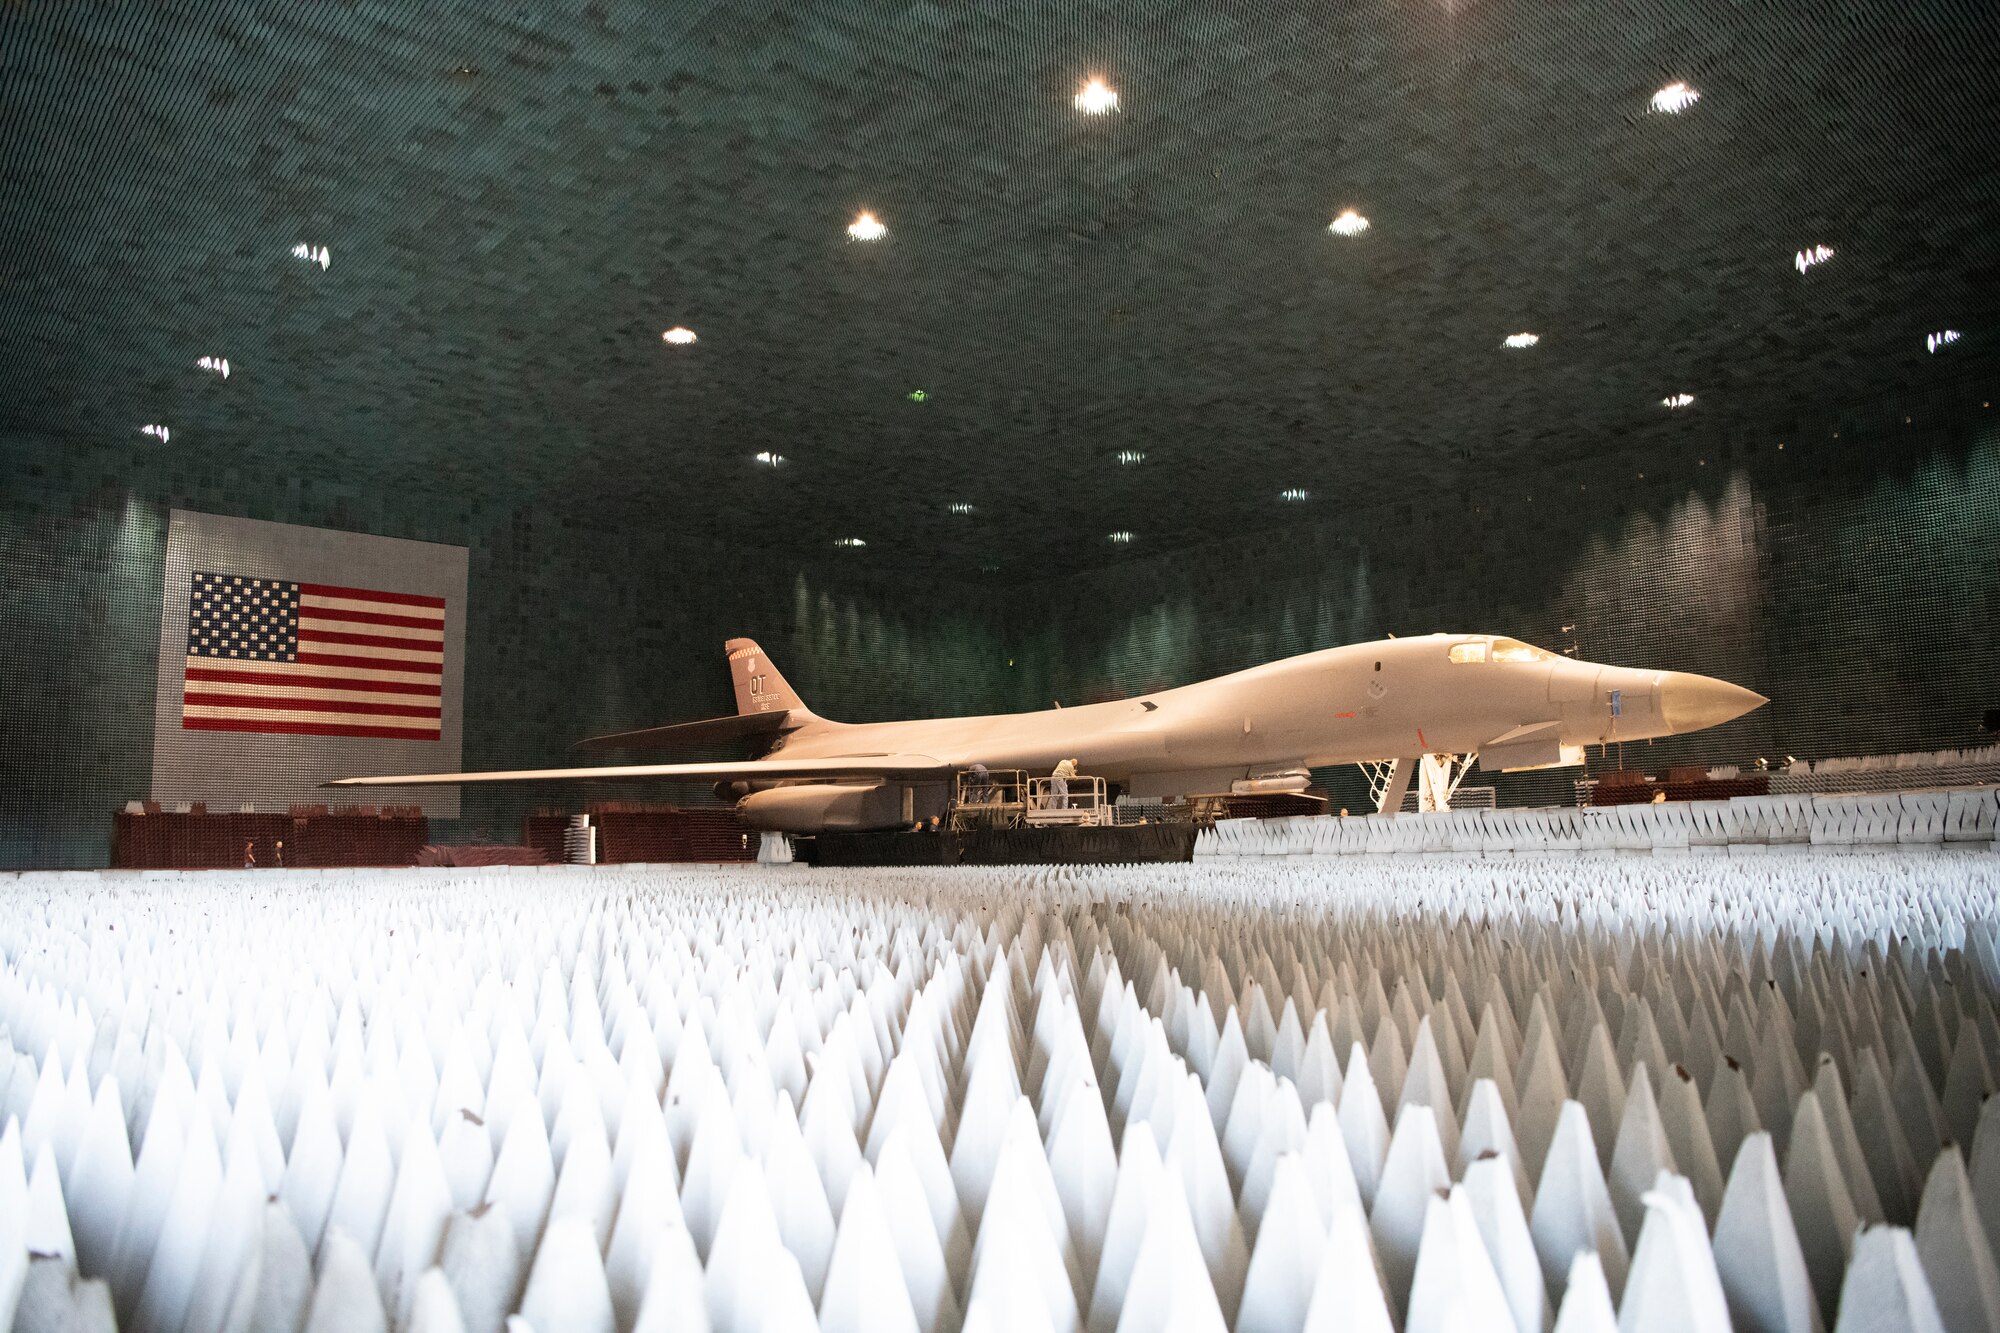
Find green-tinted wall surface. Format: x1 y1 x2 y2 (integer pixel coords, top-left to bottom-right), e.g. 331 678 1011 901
6 401 1999 865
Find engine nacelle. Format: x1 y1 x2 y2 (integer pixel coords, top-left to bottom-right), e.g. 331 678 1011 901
735 782 906 833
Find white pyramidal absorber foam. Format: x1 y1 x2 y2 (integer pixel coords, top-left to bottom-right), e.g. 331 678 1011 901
0 851 1996 1332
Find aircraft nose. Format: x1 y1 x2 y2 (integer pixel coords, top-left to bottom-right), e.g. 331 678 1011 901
1658 672 1767 734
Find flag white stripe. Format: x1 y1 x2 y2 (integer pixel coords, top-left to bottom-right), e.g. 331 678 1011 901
300 593 445 620
181 679 439 706
295 640 445 665
183 704 439 730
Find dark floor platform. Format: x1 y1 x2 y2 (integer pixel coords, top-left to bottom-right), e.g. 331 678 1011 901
811 823 1196 866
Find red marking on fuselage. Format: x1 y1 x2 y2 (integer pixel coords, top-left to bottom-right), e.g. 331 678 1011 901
1418 728 1429 750
1334 711 1356 719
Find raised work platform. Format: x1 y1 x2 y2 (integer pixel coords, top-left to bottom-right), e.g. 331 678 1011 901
813 822 1197 866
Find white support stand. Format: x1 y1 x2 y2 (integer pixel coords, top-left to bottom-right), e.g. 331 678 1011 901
1368 754 1477 814
1417 754 1477 812
564 814 596 865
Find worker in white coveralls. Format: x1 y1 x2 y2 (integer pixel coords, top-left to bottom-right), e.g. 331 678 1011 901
1050 757 1077 810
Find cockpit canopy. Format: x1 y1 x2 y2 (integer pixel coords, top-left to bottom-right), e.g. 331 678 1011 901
1448 636 1557 664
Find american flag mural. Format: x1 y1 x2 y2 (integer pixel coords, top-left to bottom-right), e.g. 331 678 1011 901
151 510 467 815
182 573 446 741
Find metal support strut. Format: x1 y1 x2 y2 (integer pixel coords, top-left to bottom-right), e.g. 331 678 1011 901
1366 752 1477 814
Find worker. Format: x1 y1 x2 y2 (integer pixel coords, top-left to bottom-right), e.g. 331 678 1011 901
965 763 994 803
242 841 256 868
1050 757 1077 810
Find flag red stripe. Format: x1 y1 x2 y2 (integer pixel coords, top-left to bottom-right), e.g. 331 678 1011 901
183 717 441 741
298 627 445 651
185 666 442 697
299 582 446 609
297 650 444 675
295 606 444 630
184 692 442 719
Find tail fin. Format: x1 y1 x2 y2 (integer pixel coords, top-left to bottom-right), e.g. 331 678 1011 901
725 638 817 719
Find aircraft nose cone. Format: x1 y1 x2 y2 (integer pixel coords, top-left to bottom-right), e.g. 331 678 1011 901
1658 672 1767 734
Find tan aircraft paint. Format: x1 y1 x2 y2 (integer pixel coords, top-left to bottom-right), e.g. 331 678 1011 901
330 633 1766 830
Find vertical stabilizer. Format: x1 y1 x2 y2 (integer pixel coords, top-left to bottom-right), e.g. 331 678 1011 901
725 638 816 719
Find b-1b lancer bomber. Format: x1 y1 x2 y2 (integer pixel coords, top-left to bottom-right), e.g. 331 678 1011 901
329 634 1766 831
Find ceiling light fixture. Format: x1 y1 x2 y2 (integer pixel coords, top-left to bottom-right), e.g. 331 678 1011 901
1651 82 1700 114
847 211 886 241
948 502 974 514
754 452 784 467
1108 531 1133 544
1280 488 1310 502
1075 78 1118 115
140 424 171 443
1115 450 1145 465
662 327 697 345
834 537 867 548
291 243 329 270
1662 393 1695 409
1927 330 1961 353
1328 210 1370 237
195 356 230 379
1794 244 1835 274
1503 332 1539 348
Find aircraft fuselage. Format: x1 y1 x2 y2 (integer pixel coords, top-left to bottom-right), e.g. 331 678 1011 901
750 632 1763 801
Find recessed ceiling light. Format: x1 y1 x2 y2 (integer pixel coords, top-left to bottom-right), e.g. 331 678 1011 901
1651 82 1700 114
140 424 171 443
291 243 329 270
1108 531 1133 544
848 211 886 241
1662 393 1695 409
834 537 867 548
1328 210 1369 237
1075 78 1118 115
754 452 784 467
1502 332 1540 348
662 327 697 345
1927 330 1961 353
1280 488 1310 502
195 356 230 379
1115 450 1145 466
948 502 974 514
1794 244 1835 274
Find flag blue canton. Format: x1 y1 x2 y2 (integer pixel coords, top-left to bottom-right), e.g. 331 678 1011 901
186 573 302 662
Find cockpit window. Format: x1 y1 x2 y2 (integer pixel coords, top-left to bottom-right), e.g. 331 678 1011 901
1490 637 1553 663
1448 641 1489 664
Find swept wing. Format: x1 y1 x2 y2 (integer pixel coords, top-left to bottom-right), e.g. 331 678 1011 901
324 754 950 788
